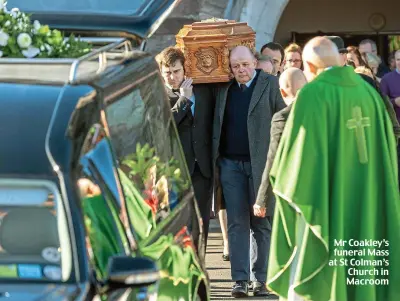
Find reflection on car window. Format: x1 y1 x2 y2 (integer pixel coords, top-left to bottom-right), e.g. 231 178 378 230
12 0 146 15
78 125 129 280
0 181 70 283
105 74 191 239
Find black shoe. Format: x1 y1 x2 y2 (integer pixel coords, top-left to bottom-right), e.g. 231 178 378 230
222 254 230 261
253 281 269 296
231 281 248 298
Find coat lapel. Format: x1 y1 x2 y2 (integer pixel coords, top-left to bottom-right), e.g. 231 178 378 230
219 82 233 124
192 85 198 116
192 85 202 118
248 71 270 116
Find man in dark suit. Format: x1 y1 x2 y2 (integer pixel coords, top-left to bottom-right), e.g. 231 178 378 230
156 47 215 245
212 46 286 297
254 67 307 218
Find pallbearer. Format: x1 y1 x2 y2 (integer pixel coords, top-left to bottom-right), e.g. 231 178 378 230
156 47 215 247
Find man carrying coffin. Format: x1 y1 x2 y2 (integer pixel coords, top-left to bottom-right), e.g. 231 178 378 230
267 36 400 301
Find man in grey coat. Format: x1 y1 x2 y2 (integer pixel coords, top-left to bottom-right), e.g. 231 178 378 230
254 67 307 218
212 46 286 297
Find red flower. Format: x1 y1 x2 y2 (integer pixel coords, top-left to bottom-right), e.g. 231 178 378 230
144 189 158 214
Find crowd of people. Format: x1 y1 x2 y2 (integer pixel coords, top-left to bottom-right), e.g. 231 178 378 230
156 34 400 300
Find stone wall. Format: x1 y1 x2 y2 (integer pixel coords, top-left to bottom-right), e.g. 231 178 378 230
242 0 289 50
146 0 230 55
145 0 287 55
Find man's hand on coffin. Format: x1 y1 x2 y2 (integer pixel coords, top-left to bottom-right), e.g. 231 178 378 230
180 77 193 99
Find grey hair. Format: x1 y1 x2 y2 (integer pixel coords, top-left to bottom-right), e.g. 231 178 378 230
359 39 377 51
255 52 274 64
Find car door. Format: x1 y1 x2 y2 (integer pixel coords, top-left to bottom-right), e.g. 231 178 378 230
96 53 209 301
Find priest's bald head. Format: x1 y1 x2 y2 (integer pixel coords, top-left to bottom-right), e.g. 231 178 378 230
302 36 341 82
279 67 307 105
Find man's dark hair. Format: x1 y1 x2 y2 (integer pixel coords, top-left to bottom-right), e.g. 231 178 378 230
260 42 285 63
156 46 185 69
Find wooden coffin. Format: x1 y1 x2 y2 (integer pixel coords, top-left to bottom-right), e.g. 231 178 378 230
175 18 256 84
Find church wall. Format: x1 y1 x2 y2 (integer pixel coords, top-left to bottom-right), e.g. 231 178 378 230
240 0 289 51
146 0 230 54
275 0 400 46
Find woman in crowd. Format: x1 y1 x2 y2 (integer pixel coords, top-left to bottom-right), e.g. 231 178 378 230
363 52 382 82
346 46 367 67
284 43 303 70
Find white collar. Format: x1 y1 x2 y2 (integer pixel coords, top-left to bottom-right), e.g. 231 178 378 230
238 70 257 87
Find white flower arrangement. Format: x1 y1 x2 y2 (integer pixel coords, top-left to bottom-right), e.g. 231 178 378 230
0 2 92 58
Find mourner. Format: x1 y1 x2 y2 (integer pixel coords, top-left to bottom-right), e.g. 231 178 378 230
212 45 286 297
254 67 307 218
156 47 215 245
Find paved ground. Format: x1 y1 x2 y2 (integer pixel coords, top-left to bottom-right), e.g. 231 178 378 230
206 219 279 301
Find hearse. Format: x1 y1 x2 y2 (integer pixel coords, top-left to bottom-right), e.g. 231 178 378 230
0 0 209 300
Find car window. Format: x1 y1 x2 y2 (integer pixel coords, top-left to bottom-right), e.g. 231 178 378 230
12 0 146 15
77 124 130 280
104 72 192 241
0 180 72 282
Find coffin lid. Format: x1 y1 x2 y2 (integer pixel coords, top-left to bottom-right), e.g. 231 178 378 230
176 18 256 39
9 0 181 38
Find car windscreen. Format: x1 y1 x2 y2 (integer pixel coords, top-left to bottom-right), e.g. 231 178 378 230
0 179 72 282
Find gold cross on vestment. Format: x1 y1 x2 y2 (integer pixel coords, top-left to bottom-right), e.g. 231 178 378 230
346 106 370 164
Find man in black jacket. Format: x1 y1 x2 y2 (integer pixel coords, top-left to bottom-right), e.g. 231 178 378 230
254 67 307 218
157 47 215 243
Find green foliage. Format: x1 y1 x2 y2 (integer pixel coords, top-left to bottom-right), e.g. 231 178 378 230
389 36 400 53
122 143 189 193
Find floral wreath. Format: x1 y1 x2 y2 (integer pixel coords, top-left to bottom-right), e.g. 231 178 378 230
0 2 92 58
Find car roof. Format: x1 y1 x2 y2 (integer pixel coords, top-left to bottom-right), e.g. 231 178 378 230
10 0 181 39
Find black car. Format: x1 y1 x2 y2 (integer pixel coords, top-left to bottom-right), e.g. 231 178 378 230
0 0 210 300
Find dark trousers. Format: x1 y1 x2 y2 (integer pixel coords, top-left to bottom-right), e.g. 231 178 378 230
218 157 272 282
191 162 213 246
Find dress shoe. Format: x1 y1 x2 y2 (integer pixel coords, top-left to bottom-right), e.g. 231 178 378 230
252 281 270 296
231 281 248 298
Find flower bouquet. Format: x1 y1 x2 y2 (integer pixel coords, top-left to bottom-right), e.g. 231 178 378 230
0 1 92 58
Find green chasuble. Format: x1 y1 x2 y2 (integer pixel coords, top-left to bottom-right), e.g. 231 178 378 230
267 66 400 301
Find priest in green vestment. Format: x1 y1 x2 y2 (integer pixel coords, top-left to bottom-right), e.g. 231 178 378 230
267 36 400 301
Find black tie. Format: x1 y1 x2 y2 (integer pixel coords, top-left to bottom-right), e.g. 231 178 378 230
240 84 247 92
172 88 180 94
